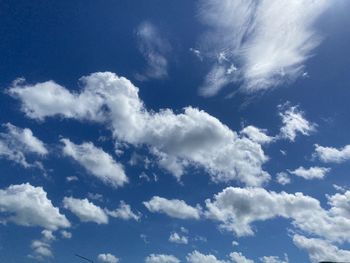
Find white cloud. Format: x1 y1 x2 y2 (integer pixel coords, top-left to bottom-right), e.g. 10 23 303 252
278 105 316 141
328 191 350 218
136 21 170 80
187 250 227 263
230 252 254 263
29 230 59 260
29 239 53 260
144 196 201 220
0 123 48 167
98 253 119 263
314 144 350 163
333 184 348 193
186 251 254 263
204 187 350 242
169 232 188 244
240 126 274 144
88 192 104 202
66 175 79 182
41 229 56 242
9 72 270 186
145 254 180 263
0 183 70 230
197 0 329 95
63 197 108 224
259 255 288 263
106 201 141 221
61 138 128 188
60 230 72 239
276 172 291 185
288 166 330 180
293 234 350 263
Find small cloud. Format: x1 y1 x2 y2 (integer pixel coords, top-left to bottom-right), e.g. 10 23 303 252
135 21 170 81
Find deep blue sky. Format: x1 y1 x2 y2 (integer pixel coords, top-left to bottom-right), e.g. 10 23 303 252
1 1 350 263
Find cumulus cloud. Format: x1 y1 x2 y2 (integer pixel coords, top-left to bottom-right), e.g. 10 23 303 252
61 138 128 188
314 144 350 163
197 0 329 95
63 197 108 224
240 126 274 144
288 166 330 180
136 21 170 80
98 253 119 263
9 72 270 186
230 252 254 263
145 254 180 263
144 196 201 220
204 187 350 242
0 123 47 167
187 250 227 263
293 234 350 263
259 255 288 263
60 230 72 239
278 105 316 141
169 232 188 244
186 250 254 263
0 183 70 230
29 239 53 260
106 201 141 221
328 190 350 218
276 172 291 185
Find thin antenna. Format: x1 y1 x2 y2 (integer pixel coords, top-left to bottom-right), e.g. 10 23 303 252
75 254 94 263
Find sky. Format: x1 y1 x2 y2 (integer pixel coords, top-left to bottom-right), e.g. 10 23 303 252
1 1 350 263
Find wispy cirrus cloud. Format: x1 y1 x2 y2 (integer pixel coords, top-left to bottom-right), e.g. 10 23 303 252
135 21 170 81
197 0 329 96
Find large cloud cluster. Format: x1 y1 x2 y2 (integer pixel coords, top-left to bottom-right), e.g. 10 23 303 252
9 72 270 186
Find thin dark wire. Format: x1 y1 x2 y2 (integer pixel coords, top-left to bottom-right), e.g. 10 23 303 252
75 254 94 263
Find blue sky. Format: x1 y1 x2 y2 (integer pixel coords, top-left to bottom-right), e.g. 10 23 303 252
1 1 350 263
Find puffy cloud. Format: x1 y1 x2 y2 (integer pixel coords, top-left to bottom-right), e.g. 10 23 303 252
60 230 72 239
328 191 350 218
230 252 254 263
187 250 227 263
276 172 291 185
61 138 128 188
8 78 106 121
62 197 108 224
197 0 329 95
186 251 254 263
293 234 350 263
9 72 270 186
97 253 119 263
278 105 316 141
66 175 79 182
29 239 53 260
288 166 330 180
259 255 288 263
0 183 70 230
169 232 188 244
136 21 170 80
240 126 274 144
29 230 59 260
0 123 47 167
314 144 350 163
144 196 201 220
145 254 180 263
106 201 141 221
204 187 350 242
41 229 56 242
